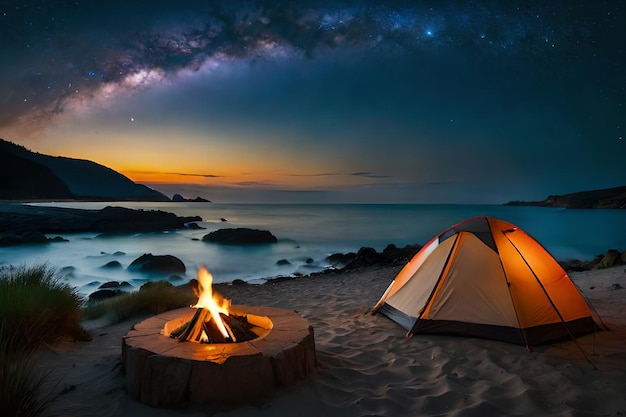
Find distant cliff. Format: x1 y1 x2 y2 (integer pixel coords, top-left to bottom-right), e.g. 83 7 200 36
505 185 626 209
0 138 169 201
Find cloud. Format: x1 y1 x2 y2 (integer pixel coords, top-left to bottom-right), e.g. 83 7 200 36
234 181 275 187
287 172 343 177
167 172 222 178
350 172 393 179
287 171 393 179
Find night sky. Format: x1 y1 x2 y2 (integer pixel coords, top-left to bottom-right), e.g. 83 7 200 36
1 0 624 203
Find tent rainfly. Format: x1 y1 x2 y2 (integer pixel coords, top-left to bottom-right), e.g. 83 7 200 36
371 216 606 347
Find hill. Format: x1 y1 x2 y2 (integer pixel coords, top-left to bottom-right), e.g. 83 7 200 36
505 185 626 209
0 139 169 201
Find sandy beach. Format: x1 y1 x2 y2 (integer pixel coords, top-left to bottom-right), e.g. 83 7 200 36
36 264 626 417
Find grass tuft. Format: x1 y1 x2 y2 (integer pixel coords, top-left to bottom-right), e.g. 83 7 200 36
82 280 196 323
0 323 55 417
0 264 84 416
0 264 87 353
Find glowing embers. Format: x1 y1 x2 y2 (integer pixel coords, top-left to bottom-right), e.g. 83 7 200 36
166 266 272 343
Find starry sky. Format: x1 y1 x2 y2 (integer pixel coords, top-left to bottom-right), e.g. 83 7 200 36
1 0 624 203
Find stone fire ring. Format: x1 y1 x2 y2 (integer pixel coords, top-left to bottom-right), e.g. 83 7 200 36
122 305 316 408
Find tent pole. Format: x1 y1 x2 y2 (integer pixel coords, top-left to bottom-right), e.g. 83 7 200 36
491 226 530 348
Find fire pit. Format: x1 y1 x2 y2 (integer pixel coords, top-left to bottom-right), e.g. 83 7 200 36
121 268 316 408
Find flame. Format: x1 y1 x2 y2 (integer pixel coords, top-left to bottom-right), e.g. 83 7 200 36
193 266 231 339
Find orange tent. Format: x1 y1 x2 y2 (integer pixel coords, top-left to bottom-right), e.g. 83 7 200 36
372 216 606 346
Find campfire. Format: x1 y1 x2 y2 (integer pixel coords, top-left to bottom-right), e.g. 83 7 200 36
167 266 271 343
123 267 317 408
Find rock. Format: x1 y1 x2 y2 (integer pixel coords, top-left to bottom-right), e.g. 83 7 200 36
343 247 381 270
21 231 49 244
101 260 123 269
611 283 623 290
326 252 357 267
0 233 23 246
172 194 210 202
139 281 174 291
232 279 247 286
598 249 622 268
128 253 186 275
202 228 278 245
19 231 69 245
381 243 422 264
220 218 228 222
99 280 130 289
276 259 291 266
0 204 202 240
59 266 76 276
327 243 422 271
88 289 122 302
168 275 184 282
185 222 203 230
560 257 602 272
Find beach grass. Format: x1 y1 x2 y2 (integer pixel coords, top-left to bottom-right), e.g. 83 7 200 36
0 264 87 353
0 323 55 417
81 280 196 323
0 264 85 417
0 265 194 416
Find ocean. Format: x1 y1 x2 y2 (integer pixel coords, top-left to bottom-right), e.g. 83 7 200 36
2 202 625 297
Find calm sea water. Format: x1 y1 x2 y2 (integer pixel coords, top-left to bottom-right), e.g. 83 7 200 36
2 202 625 296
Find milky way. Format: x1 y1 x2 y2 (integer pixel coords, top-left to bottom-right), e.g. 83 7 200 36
1 0 624 203
2 0 622 132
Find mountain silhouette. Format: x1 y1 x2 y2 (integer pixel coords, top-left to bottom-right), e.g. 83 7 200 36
0 138 169 201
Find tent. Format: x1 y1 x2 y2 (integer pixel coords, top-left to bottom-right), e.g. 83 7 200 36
372 216 606 347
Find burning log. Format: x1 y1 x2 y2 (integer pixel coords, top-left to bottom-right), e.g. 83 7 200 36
169 307 204 340
170 308 258 343
201 317 228 343
220 313 258 342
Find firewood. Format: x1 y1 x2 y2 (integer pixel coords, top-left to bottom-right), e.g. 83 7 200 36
201 316 228 343
220 313 258 342
188 309 211 341
176 308 204 341
169 322 189 339
171 308 258 343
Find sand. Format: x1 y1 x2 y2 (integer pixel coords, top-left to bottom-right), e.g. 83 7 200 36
36 265 626 417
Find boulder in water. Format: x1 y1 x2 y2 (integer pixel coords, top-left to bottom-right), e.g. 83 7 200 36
202 228 277 245
128 253 186 275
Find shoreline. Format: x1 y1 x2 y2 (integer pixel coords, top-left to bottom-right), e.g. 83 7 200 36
2 201 624 302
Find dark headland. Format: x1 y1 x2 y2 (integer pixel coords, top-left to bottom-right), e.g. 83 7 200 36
0 138 171 202
505 185 626 209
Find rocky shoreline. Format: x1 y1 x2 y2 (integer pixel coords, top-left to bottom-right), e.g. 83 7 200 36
2 202 624 303
0 203 201 246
